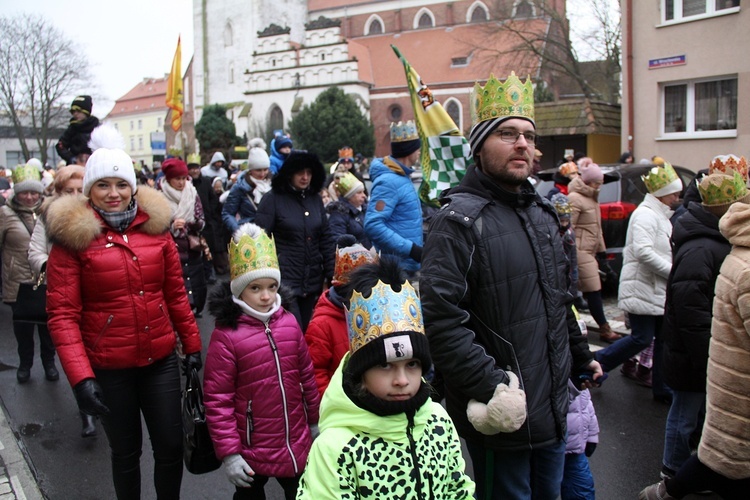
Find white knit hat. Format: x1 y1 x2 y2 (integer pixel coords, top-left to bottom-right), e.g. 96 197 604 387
229 223 281 298
83 124 137 196
246 147 270 171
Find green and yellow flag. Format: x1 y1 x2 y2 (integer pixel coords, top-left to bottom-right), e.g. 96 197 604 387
166 36 183 132
392 45 471 206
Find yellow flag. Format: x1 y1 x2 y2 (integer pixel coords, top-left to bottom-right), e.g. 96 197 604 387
166 37 183 132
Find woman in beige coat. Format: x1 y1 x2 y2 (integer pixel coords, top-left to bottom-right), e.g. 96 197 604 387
568 162 620 343
639 198 750 500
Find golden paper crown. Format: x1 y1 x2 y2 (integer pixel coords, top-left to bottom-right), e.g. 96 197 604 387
229 226 279 283
699 171 748 207
338 147 354 160
559 161 578 177
187 153 201 165
390 121 419 143
550 193 572 215
12 163 41 185
335 172 363 198
332 244 378 287
471 72 535 125
347 280 424 354
642 162 679 194
709 154 748 181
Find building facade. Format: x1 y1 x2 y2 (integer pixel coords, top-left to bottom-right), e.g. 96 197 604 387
623 1 746 171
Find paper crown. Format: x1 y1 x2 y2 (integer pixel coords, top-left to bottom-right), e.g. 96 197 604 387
229 224 280 295
347 280 424 354
335 172 364 198
332 244 378 287
471 72 535 125
709 154 748 181
559 161 578 177
642 162 679 195
338 147 354 160
699 171 748 207
550 193 572 216
390 121 419 143
187 153 201 166
12 163 42 185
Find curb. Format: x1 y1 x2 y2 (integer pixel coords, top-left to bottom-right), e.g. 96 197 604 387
0 400 44 500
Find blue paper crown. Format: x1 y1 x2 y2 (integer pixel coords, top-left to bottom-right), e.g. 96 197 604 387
390 121 419 143
347 280 424 354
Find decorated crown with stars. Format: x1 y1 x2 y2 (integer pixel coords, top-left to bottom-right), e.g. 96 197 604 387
642 162 682 196
229 223 280 298
698 171 750 216
471 71 535 126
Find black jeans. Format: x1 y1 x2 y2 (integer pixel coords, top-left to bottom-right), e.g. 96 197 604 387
583 291 607 327
233 475 300 500
10 303 55 368
95 353 183 500
286 293 319 333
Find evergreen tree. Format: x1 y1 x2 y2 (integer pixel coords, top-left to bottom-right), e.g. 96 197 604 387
289 87 374 163
195 104 242 155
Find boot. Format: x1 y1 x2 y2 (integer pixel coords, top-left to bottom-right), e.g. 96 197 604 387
17 366 31 384
598 323 622 344
43 360 60 382
80 411 97 438
636 364 653 388
620 358 638 380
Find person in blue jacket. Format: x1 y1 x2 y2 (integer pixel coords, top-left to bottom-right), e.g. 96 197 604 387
221 141 272 233
269 134 292 176
364 121 423 274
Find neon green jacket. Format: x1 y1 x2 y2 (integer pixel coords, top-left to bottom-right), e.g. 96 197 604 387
296 353 475 499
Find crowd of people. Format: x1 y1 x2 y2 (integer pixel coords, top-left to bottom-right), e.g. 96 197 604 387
0 73 748 500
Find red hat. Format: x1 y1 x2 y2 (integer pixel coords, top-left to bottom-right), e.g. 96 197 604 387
162 158 189 180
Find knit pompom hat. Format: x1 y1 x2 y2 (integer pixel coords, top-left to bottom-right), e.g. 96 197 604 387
246 147 270 171
83 124 137 196
229 223 281 298
12 161 44 194
161 158 189 180
579 162 603 184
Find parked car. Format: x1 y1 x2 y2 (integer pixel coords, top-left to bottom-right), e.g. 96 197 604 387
535 163 696 294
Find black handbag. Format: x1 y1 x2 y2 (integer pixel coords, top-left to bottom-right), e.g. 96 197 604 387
182 368 221 474
14 273 47 324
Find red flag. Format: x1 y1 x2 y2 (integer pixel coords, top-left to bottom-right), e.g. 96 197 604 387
166 37 183 132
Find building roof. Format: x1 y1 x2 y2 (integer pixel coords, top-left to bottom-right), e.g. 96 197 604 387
535 99 621 137
350 20 547 90
106 77 170 118
308 0 369 11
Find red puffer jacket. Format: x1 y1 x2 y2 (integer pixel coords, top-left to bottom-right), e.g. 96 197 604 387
304 290 349 396
45 187 202 387
204 283 320 478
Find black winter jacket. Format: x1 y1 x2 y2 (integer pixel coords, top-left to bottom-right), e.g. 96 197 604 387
664 202 730 392
255 152 335 297
421 165 594 451
191 174 224 254
327 198 371 248
55 116 100 164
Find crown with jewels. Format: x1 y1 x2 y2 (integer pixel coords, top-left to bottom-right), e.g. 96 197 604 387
338 147 354 160
642 162 679 194
471 71 535 126
698 170 748 207
12 163 41 185
347 280 424 354
332 243 378 287
187 153 201 166
709 154 748 181
390 121 419 143
229 227 279 282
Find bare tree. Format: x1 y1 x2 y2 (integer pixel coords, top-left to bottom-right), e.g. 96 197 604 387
0 14 94 165
475 0 621 103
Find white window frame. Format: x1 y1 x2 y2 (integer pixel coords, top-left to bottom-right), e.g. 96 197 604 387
413 8 435 29
658 75 738 141
512 0 536 18
466 1 490 23
660 0 740 26
364 14 385 35
444 97 464 132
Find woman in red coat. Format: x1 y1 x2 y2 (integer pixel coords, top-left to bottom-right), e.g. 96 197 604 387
45 125 202 500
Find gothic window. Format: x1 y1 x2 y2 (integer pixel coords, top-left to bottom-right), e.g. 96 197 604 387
366 15 384 35
269 105 284 133
229 64 234 84
445 98 462 130
388 105 403 122
514 0 535 18
468 2 490 23
414 8 435 29
224 22 233 46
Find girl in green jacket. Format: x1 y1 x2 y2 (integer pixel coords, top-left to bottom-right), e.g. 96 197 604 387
296 258 475 499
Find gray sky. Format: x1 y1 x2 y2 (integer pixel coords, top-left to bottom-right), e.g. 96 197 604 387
1 0 194 117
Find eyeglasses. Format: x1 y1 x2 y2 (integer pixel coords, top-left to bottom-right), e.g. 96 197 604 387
495 129 536 145
339 159 353 164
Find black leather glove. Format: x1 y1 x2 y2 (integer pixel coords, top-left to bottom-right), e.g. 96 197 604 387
182 352 202 375
74 378 110 416
585 442 597 457
409 243 423 263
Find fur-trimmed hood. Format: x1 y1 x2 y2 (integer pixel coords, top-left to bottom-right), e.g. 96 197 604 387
271 151 326 194
45 185 172 252
208 280 295 329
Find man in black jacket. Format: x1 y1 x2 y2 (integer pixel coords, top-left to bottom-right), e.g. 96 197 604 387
188 155 227 278
421 72 602 499
56 95 100 165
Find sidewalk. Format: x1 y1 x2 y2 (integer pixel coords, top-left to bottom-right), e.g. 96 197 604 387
0 400 44 500
578 296 630 348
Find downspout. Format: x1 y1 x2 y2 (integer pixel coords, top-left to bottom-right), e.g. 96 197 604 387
202 0 210 105
626 0 634 155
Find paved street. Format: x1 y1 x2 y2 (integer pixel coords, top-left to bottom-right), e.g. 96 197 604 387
0 286 717 499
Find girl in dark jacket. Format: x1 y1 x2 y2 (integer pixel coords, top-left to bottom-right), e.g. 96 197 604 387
255 152 335 331
326 172 370 248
